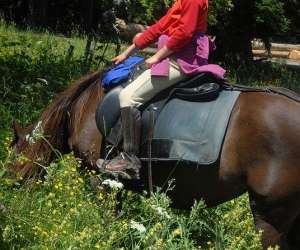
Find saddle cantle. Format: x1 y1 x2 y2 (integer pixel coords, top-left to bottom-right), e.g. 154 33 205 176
96 72 240 165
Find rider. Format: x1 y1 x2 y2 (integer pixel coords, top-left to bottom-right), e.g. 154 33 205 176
97 0 225 179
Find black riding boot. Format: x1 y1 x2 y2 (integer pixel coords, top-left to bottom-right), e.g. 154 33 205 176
97 107 142 180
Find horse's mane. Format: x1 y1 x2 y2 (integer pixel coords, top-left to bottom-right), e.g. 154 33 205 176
68 73 104 139
16 69 104 177
41 69 103 147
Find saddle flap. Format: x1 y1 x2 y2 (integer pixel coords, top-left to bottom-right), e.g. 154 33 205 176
140 90 240 164
95 86 122 137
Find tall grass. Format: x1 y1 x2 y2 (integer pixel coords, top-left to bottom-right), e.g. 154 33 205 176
0 148 262 249
0 20 118 128
0 22 299 249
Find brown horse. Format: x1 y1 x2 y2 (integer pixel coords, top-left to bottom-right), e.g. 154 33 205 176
10 70 300 250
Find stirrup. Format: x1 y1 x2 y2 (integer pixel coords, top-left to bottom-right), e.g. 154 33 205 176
96 153 141 180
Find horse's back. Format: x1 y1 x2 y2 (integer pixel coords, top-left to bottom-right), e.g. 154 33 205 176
220 92 300 199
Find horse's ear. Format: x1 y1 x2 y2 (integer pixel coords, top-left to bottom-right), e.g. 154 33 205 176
12 120 24 142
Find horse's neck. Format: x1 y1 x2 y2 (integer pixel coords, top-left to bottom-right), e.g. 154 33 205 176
67 84 104 166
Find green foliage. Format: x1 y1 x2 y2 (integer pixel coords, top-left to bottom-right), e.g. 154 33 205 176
0 22 300 250
227 62 300 92
207 0 233 26
0 22 84 127
0 21 116 128
0 21 117 161
136 0 173 23
255 0 290 36
0 148 262 249
116 0 172 24
284 0 300 42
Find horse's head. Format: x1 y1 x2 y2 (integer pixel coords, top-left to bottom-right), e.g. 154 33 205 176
9 70 105 179
11 120 27 149
9 121 33 177
9 122 49 177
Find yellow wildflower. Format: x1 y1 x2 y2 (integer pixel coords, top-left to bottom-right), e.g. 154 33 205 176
98 193 104 200
172 228 181 237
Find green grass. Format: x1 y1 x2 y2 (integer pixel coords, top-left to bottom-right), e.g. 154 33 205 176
0 150 262 250
0 20 119 129
1 22 300 249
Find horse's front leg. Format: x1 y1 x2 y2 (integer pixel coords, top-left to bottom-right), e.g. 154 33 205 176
248 191 299 250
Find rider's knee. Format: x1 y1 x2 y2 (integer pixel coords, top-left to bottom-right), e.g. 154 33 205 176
119 88 141 108
119 88 132 107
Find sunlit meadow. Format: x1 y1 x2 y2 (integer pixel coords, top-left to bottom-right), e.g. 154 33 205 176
1 21 299 249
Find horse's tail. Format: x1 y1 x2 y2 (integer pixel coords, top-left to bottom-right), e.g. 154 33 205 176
13 70 104 178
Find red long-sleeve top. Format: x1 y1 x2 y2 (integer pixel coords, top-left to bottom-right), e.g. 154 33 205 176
133 0 208 52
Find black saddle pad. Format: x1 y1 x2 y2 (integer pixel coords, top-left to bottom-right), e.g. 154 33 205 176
140 90 240 164
95 73 240 165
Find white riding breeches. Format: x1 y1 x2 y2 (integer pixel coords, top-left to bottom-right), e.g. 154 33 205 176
119 61 187 108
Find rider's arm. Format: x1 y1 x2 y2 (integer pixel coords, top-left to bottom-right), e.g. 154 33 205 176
123 43 139 57
112 43 139 64
145 45 173 68
166 0 207 52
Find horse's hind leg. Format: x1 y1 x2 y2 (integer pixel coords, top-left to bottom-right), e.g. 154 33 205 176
249 192 300 250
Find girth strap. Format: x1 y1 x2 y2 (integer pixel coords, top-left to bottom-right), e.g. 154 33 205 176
147 107 155 194
223 82 300 103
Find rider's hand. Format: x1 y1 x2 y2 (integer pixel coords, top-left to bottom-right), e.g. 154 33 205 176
145 55 160 68
112 53 128 65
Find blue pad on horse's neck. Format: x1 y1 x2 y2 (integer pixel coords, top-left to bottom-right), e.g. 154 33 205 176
101 56 144 90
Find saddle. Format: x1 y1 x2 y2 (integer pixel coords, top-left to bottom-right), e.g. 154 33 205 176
96 68 240 165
